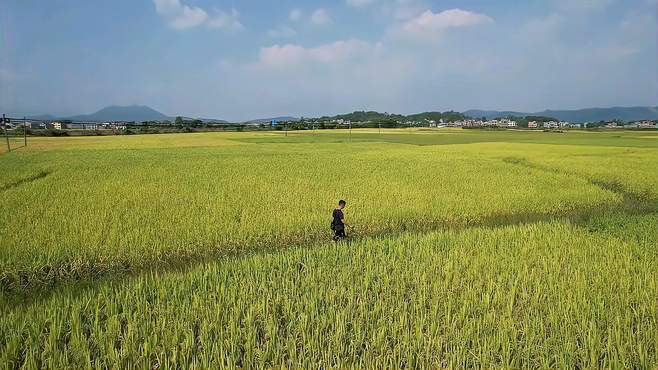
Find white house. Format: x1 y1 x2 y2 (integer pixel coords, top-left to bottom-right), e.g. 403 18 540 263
638 121 656 129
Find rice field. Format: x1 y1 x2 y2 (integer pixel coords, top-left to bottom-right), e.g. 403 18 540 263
1 128 657 368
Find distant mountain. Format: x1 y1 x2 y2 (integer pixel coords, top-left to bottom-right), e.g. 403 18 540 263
406 111 467 122
179 117 229 124
198 118 229 124
463 106 658 122
539 107 658 122
246 116 299 124
322 111 467 123
16 104 657 125
66 105 171 122
462 110 528 119
18 105 230 123
26 114 56 121
329 111 403 121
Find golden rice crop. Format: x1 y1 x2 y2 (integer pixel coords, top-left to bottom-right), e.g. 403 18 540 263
1 129 657 368
2 130 655 292
1 219 656 368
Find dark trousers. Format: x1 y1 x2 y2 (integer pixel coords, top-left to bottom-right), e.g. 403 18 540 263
333 226 346 241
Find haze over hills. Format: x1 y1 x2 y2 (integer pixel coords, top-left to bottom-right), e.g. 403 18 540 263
20 105 658 124
66 105 170 122
246 116 300 124
464 106 658 122
24 105 228 124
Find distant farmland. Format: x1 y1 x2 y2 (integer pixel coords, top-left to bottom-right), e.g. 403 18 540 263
1 128 657 368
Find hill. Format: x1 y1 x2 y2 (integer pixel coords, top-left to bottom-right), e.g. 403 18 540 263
462 110 527 119
246 116 300 124
178 117 229 124
406 111 467 122
26 114 56 121
67 105 171 122
329 111 403 122
540 106 658 122
464 106 658 122
319 111 467 123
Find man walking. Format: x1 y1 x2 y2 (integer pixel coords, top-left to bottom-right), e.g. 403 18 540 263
331 200 349 241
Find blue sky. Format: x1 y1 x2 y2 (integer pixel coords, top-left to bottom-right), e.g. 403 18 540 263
0 0 656 120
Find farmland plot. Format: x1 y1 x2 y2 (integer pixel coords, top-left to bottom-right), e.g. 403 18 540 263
0 129 656 368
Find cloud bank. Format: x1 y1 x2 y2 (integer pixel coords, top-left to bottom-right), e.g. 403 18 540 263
153 0 242 30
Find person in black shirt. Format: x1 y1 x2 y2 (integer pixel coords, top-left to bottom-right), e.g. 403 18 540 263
331 200 348 241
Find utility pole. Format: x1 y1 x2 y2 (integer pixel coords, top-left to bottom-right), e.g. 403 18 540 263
3 114 10 152
379 123 381 135
23 117 27 147
349 121 352 142
285 122 288 137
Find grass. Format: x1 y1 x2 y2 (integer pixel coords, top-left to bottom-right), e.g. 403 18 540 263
0 128 657 368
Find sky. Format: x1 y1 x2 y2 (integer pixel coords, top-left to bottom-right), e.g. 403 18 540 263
0 0 656 121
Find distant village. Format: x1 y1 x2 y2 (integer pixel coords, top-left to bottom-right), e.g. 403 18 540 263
1 116 657 133
430 118 658 129
2 120 128 131
299 117 658 130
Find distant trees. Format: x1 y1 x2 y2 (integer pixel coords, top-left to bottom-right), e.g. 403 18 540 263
322 110 467 124
440 111 467 122
171 117 205 127
332 111 404 122
373 119 399 128
524 116 559 123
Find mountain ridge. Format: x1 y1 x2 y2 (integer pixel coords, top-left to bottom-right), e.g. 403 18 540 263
66 105 170 122
19 104 658 123
464 106 658 122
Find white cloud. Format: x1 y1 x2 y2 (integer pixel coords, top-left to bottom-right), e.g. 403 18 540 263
153 0 182 15
289 8 303 22
16 0 656 120
268 25 297 38
311 8 331 25
170 6 207 29
380 0 428 20
207 9 243 30
346 0 377 8
595 11 655 60
521 13 562 41
0 68 19 82
153 0 242 30
217 39 419 119
391 8 493 41
256 40 376 69
154 0 207 29
553 0 613 13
